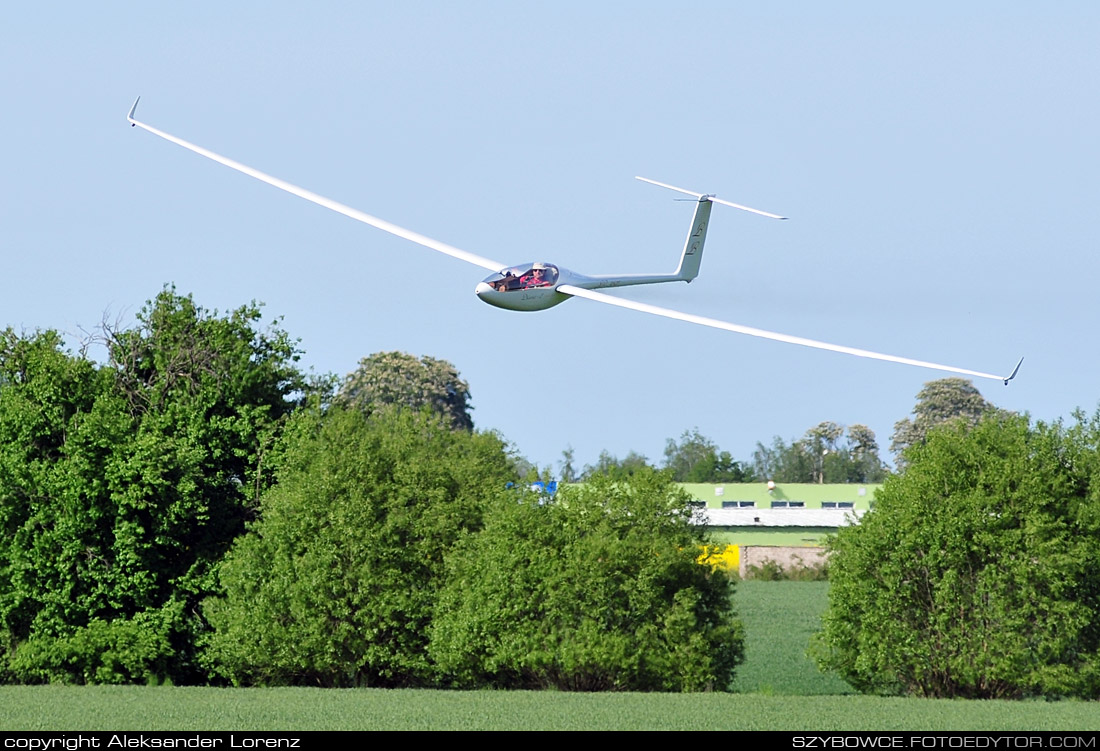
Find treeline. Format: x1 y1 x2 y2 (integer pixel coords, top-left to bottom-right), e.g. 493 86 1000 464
0 288 737 689
560 379 1001 485
7 287 1091 699
567 422 888 484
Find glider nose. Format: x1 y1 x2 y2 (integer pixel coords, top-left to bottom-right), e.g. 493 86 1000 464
475 281 493 300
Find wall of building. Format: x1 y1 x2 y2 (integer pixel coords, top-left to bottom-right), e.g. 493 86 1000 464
681 482 881 510
738 545 829 578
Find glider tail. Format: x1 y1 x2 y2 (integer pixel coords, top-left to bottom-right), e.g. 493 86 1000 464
635 176 786 282
674 196 714 282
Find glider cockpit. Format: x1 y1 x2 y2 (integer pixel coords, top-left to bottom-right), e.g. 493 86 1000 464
475 263 566 312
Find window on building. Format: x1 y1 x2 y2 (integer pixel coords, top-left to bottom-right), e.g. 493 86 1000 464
770 501 805 508
821 501 855 509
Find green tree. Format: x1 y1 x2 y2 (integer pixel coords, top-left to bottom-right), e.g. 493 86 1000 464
581 450 652 480
203 405 515 687
559 445 577 484
663 428 753 483
0 288 305 684
846 423 886 482
815 411 1100 699
752 423 885 484
430 469 743 691
338 351 473 431
890 378 995 465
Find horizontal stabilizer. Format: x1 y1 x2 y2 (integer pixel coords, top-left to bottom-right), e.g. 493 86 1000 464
636 176 787 220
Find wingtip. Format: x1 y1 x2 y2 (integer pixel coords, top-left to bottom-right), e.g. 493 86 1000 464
127 96 141 125
1002 356 1024 386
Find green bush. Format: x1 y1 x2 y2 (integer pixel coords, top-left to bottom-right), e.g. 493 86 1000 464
745 559 828 581
815 411 1100 699
9 611 173 685
429 469 744 691
202 406 515 687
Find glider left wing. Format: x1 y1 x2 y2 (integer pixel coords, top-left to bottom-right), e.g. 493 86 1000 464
127 98 505 272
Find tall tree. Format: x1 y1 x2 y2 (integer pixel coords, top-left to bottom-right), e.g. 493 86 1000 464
663 428 752 483
559 445 577 484
0 288 305 684
338 351 473 431
890 378 996 466
752 423 885 483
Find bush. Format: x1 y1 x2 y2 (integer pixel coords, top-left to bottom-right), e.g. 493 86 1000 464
745 559 828 581
9 611 173 685
815 412 1100 699
429 469 744 691
202 406 515 687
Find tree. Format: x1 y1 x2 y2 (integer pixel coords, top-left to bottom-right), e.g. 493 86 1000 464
846 423 886 483
752 423 886 484
581 450 653 480
429 469 744 691
890 378 995 465
559 445 577 484
0 288 306 684
815 411 1100 699
203 405 516 687
338 351 473 431
663 428 753 483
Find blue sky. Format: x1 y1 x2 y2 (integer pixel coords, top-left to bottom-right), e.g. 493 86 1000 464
3 3 1098 473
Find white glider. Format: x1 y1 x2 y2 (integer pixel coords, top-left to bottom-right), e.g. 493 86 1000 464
127 98 1022 385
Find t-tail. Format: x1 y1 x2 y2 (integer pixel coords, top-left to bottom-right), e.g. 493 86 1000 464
573 178 785 292
636 176 786 283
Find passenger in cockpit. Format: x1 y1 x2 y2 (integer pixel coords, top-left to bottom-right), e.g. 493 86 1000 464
524 267 548 288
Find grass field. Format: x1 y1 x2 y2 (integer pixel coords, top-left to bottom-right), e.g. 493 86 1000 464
1 582 1097 731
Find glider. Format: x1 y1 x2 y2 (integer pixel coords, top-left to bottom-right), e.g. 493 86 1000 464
127 98 1022 385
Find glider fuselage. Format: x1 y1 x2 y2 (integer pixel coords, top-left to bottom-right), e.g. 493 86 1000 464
474 262 694 312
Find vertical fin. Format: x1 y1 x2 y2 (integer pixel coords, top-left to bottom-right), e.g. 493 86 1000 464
674 197 713 281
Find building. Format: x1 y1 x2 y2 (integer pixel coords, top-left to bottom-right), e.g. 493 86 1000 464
682 482 879 547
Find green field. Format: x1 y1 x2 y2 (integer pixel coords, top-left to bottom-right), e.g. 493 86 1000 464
1 582 1097 731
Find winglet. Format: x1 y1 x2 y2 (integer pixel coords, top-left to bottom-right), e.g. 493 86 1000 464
127 96 141 126
1003 357 1024 386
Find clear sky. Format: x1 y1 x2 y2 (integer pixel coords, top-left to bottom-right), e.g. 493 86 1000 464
3 2 1098 474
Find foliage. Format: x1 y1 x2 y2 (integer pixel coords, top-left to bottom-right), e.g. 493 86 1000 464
815 411 1100 699
664 428 754 482
337 351 473 431
9 612 173 685
580 449 653 480
753 422 886 483
0 288 305 684
698 544 740 575
429 469 744 691
558 445 578 483
744 559 828 582
203 405 516 687
890 378 995 465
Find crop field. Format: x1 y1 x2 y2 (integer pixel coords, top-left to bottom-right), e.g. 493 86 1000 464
1 582 1097 731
